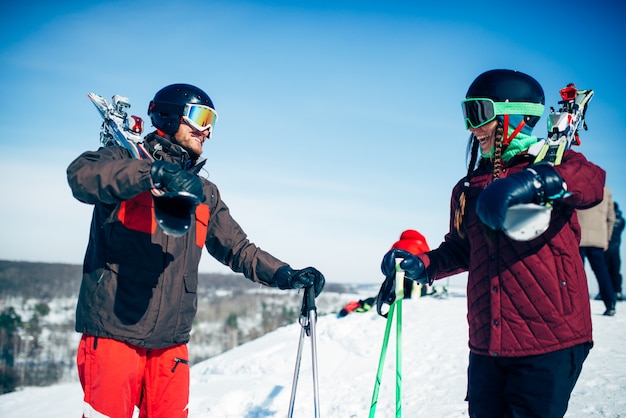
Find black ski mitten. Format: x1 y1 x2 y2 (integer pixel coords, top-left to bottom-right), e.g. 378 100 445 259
380 248 429 285
273 265 325 297
476 164 566 231
150 160 205 202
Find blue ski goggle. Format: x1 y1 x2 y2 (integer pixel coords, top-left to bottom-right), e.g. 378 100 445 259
182 104 218 135
461 98 544 130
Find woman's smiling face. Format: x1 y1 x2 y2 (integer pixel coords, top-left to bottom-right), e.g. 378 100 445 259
469 119 498 155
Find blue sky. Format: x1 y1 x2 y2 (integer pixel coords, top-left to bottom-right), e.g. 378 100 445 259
1 0 624 285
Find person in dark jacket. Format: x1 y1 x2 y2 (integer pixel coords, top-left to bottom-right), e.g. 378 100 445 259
578 185 616 315
380 70 604 417
606 201 625 301
67 83 325 418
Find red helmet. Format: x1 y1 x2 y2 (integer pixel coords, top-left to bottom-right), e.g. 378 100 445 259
391 229 430 255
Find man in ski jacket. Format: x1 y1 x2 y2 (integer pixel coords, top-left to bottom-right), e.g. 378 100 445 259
67 83 325 418
381 70 603 417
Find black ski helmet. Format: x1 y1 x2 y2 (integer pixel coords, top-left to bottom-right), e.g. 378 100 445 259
466 69 545 128
148 83 215 135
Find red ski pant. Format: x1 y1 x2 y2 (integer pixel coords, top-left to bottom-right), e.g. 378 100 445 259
77 335 190 418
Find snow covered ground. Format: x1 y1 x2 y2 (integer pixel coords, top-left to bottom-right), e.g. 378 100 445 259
1 287 624 417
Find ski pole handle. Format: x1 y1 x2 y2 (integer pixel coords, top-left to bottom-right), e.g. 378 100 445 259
303 285 316 313
394 258 405 300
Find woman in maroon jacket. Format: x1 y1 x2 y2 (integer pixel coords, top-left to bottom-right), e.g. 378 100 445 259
381 70 604 417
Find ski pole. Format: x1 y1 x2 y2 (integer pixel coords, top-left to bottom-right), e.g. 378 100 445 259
288 320 306 417
307 287 321 417
369 301 395 418
369 260 404 418
395 264 404 418
288 286 320 418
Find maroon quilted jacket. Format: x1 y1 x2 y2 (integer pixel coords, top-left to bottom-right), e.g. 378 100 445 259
424 149 604 357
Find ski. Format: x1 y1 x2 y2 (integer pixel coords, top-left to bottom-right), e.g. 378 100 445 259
87 92 145 159
504 84 594 241
535 84 594 165
87 92 199 237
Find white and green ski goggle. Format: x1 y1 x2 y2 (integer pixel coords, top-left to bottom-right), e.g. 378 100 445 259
461 98 545 129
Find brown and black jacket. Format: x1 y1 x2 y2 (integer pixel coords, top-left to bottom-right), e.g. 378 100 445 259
67 132 286 349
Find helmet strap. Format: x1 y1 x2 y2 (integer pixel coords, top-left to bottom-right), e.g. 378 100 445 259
502 114 527 146
502 114 510 145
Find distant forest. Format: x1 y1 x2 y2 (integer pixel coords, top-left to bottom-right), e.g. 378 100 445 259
0 260 352 394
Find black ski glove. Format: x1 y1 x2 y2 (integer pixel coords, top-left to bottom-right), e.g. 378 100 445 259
380 248 429 285
273 265 326 297
150 160 205 203
376 248 429 317
476 164 566 231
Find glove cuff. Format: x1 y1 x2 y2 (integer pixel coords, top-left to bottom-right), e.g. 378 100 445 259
150 160 175 189
528 164 567 202
273 265 293 290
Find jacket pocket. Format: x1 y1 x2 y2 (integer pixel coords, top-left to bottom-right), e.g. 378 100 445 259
183 273 198 294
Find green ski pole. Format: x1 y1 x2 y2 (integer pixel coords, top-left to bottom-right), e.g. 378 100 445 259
369 260 405 418
369 302 395 418
395 263 404 418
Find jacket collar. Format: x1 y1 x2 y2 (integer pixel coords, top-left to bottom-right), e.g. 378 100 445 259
143 131 202 170
143 131 207 175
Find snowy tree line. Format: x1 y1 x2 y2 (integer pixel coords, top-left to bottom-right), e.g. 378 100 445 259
0 260 352 394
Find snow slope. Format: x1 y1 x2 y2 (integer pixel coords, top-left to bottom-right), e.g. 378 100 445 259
1 290 624 417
